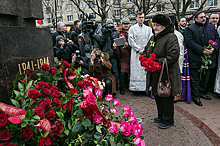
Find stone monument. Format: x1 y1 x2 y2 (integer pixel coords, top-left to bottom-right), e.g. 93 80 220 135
0 0 54 104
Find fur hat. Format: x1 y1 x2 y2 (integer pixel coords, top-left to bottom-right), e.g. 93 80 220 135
152 14 171 27
121 17 130 24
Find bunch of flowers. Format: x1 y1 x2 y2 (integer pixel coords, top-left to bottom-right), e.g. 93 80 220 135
0 60 146 146
198 40 217 78
139 53 161 72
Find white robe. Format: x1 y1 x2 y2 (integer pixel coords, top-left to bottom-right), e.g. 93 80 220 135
214 27 220 94
128 24 152 91
174 29 184 73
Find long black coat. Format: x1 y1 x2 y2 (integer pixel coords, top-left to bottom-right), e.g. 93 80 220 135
144 24 182 96
184 21 220 68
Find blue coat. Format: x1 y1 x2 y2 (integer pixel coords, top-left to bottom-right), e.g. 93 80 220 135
184 21 220 68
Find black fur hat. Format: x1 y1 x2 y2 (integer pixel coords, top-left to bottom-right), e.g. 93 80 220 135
152 14 171 27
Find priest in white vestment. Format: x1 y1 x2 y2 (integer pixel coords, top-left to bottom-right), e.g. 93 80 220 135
128 11 152 93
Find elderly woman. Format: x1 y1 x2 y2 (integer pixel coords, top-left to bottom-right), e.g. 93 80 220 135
144 14 181 129
89 48 117 98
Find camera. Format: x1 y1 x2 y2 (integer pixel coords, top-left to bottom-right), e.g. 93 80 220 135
95 53 101 59
75 50 83 62
102 25 114 34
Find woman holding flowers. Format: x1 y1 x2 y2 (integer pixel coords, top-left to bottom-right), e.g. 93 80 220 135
143 14 181 129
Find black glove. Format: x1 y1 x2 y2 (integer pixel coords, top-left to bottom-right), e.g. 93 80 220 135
89 30 94 35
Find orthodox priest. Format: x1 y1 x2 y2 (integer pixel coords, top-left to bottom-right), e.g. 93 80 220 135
128 11 152 95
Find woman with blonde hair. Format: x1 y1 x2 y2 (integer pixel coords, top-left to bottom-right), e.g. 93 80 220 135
89 48 117 97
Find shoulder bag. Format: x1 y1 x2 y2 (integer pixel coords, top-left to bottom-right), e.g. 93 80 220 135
157 58 171 97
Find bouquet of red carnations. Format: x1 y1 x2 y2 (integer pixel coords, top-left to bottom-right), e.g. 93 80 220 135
139 53 161 72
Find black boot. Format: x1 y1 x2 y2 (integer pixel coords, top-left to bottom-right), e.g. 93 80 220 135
120 73 126 95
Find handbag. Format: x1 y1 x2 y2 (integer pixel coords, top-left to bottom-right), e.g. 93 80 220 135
157 58 171 97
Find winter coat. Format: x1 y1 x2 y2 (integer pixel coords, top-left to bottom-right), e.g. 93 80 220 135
79 24 102 58
184 21 220 68
144 24 182 96
113 30 131 73
100 28 120 59
69 27 81 47
89 52 116 94
53 43 74 63
52 31 68 47
73 57 91 76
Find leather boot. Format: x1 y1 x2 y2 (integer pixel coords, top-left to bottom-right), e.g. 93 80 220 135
120 73 126 95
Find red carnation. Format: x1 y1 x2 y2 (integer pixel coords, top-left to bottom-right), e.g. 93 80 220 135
35 81 48 90
42 63 50 71
68 69 75 75
63 101 72 113
77 81 86 89
20 128 33 142
52 90 63 99
51 121 64 135
45 109 55 119
139 55 145 62
41 88 51 97
50 67 57 75
28 89 40 102
0 113 8 128
39 98 52 109
22 77 31 83
53 98 61 108
25 69 32 76
50 85 58 92
34 105 44 120
46 83 52 89
142 61 148 67
38 137 51 146
0 130 12 142
150 53 156 60
62 60 70 69
70 88 78 95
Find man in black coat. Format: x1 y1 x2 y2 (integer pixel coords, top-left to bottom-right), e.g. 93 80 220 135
69 20 81 47
185 11 220 106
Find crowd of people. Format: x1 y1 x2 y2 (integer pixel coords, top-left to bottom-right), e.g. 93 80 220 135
52 11 220 129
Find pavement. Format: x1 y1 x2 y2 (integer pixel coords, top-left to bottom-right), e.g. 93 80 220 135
114 89 220 146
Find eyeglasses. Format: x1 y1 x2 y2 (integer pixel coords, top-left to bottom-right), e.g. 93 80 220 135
199 16 206 19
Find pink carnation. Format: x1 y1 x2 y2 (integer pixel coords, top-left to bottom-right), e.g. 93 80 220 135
123 105 131 111
93 114 103 124
120 121 131 136
123 110 131 117
133 136 146 146
208 40 214 43
105 94 113 102
113 99 121 106
95 89 103 97
86 94 96 105
110 108 117 114
86 86 93 93
109 125 119 134
212 42 217 46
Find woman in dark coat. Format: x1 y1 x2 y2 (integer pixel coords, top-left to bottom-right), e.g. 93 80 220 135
144 14 181 129
113 32 131 95
89 48 117 98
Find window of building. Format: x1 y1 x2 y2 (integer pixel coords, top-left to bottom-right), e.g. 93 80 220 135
172 2 181 10
89 1 95 8
114 10 120 17
57 6 62 12
79 3 83 9
114 0 119 5
156 4 165 12
47 18 52 23
207 0 217 6
46 7 51 14
67 15 73 22
128 8 135 15
127 0 133 3
66 4 72 11
45 0 50 2
78 14 83 19
57 17 63 22
189 1 199 8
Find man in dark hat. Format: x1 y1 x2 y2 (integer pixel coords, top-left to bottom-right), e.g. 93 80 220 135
184 11 220 106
